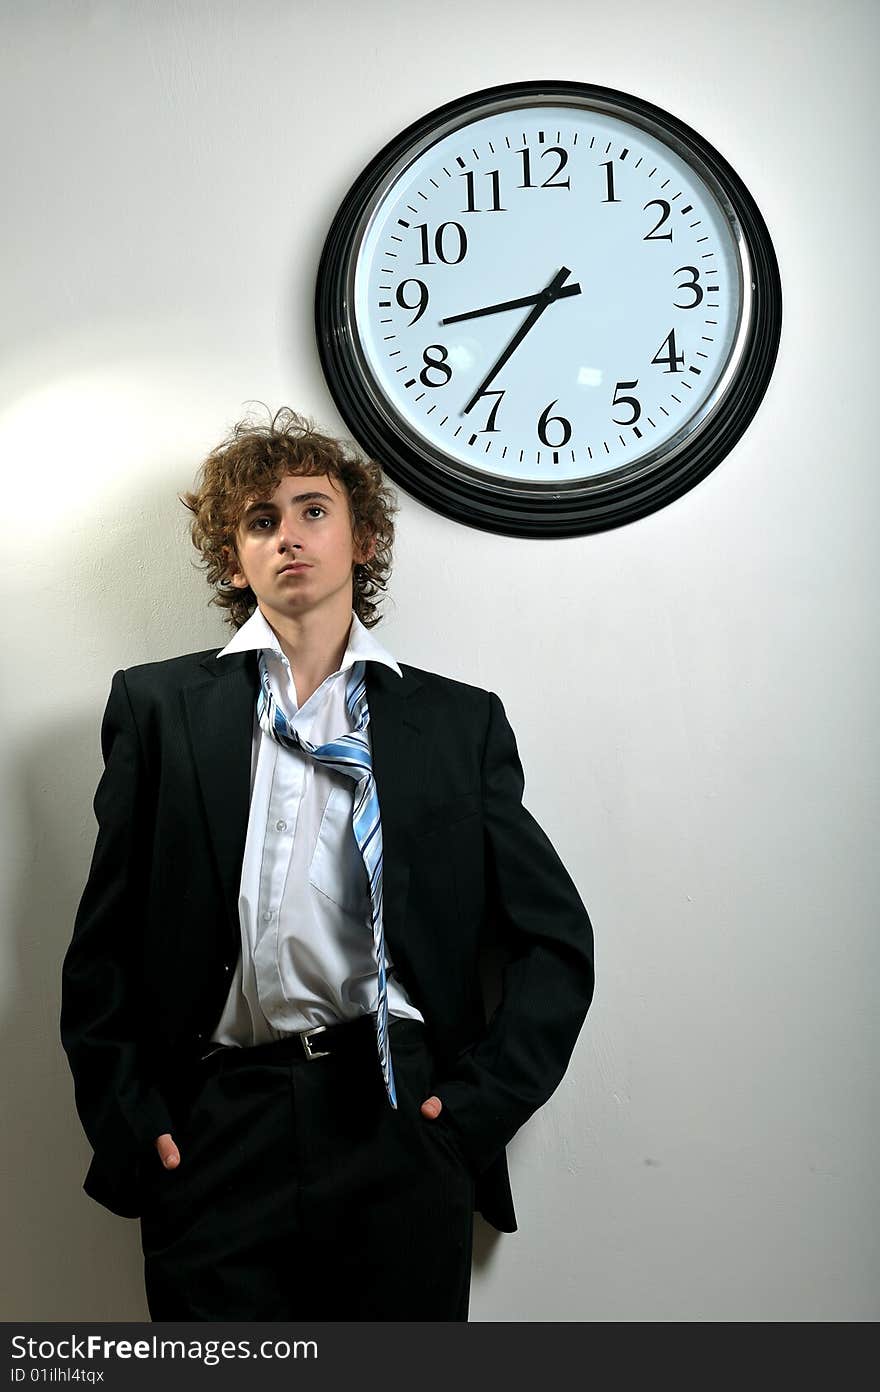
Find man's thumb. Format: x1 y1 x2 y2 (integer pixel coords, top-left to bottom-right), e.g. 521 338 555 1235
155 1132 181 1167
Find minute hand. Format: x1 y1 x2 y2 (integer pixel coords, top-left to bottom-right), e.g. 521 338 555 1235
462 266 576 416
442 281 581 325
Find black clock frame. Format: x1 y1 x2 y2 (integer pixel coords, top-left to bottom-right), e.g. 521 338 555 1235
315 79 782 538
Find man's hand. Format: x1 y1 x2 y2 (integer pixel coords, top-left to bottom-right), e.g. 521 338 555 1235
155 1132 181 1168
420 1096 443 1120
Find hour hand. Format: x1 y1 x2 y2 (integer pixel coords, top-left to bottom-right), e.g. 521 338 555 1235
441 282 581 325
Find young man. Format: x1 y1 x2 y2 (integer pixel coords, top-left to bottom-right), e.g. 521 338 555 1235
60 408 595 1322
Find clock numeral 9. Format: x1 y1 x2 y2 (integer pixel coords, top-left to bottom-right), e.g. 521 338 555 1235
419 345 453 388
612 381 641 426
673 265 704 309
396 279 429 326
517 146 571 189
643 200 673 242
415 222 468 266
538 400 572 448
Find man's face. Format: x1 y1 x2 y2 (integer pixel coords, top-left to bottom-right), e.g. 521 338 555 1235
227 471 370 623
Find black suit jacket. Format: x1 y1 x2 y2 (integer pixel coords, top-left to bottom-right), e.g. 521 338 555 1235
60 645 594 1234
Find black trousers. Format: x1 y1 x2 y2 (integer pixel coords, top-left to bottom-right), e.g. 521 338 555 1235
139 1017 475 1321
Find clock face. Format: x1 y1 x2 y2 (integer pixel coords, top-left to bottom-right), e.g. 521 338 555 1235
317 82 781 536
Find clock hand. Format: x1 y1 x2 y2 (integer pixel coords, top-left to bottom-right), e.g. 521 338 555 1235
441 281 581 325
462 266 575 416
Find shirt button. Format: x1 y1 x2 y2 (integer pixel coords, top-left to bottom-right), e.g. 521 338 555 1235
263 909 274 921
275 819 287 831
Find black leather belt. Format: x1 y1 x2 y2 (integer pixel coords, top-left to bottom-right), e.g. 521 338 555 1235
198 1012 406 1068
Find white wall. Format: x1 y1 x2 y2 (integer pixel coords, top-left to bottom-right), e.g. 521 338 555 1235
2 0 877 1321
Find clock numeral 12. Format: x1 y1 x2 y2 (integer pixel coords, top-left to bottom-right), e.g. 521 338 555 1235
517 146 571 189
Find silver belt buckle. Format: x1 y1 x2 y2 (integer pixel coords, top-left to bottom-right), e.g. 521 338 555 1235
300 1024 330 1060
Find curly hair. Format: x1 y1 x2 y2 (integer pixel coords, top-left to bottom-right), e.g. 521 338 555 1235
179 405 398 631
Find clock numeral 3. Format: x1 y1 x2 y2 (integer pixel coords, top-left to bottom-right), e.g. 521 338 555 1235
673 265 704 309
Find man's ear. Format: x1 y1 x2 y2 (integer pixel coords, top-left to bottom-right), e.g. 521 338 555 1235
356 532 377 567
223 542 249 590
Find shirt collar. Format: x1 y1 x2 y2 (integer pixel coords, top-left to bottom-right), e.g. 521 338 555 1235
216 605 403 679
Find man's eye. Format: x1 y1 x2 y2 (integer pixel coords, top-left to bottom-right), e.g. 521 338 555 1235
249 507 324 530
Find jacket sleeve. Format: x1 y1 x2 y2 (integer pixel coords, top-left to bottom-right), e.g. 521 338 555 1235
435 689 595 1176
60 670 174 1184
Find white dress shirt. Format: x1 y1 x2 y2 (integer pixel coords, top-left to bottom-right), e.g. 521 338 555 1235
207 605 424 1048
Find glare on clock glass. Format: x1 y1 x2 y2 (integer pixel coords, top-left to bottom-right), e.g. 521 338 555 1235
351 104 748 486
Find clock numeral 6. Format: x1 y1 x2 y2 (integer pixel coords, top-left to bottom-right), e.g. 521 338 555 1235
612 381 641 426
415 222 468 266
396 279 429 326
419 345 453 388
538 400 572 448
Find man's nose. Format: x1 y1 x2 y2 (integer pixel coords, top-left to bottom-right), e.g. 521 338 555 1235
277 518 303 551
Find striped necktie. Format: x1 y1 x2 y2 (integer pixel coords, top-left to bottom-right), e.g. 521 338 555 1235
255 649 397 1109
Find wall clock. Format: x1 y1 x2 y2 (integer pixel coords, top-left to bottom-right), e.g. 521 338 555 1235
315 80 782 537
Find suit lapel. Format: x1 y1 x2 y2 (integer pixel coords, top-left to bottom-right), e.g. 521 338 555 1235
363 661 425 970
181 649 426 963
181 652 258 954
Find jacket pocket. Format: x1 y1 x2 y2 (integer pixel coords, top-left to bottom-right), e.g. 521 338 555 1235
423 1108 475 1179
408 791 481 843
